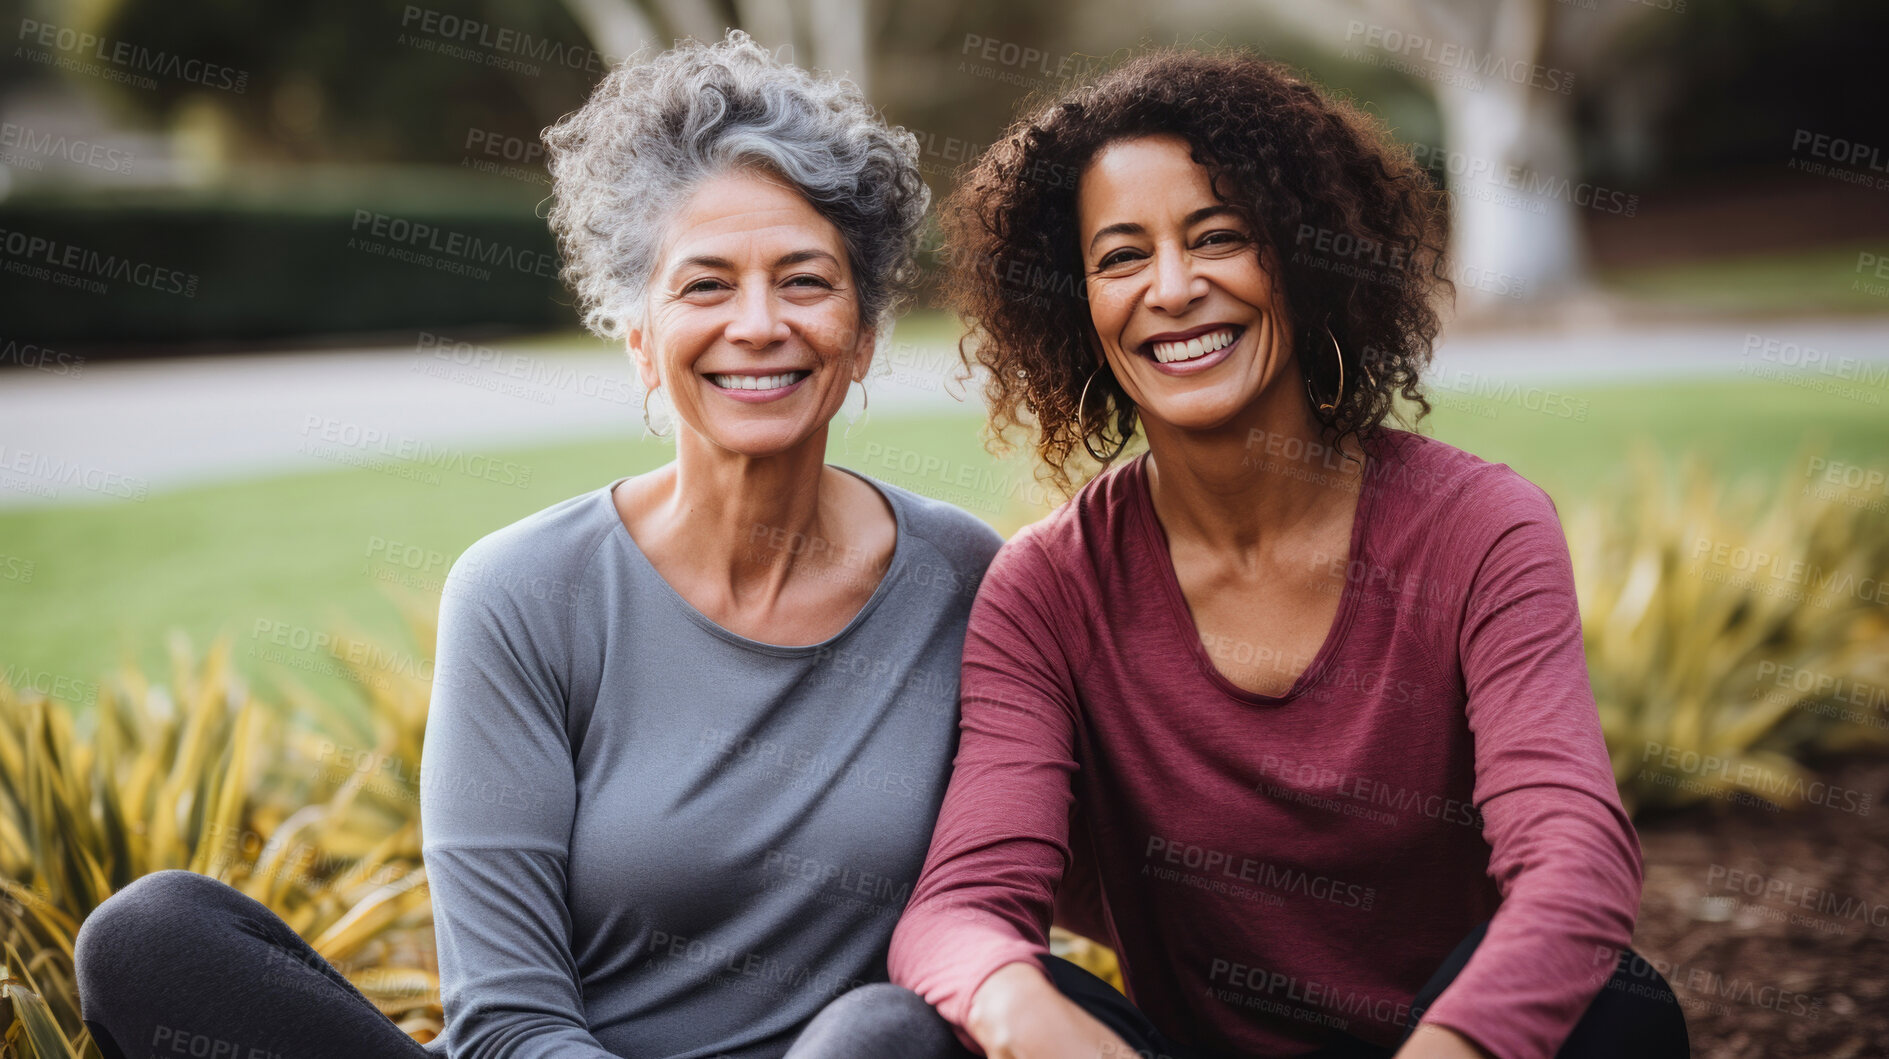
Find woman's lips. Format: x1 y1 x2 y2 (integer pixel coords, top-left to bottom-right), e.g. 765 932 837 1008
1139 326 1243 376
704 369 812 402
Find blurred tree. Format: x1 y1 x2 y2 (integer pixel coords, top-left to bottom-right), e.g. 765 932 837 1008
1251 0 1671 313
557 0 870 96
90 0 607 164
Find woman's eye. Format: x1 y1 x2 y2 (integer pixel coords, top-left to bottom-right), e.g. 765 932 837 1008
1097 249 1142 270
1199 230 1247 247
785 274 833 289
683 278 726 294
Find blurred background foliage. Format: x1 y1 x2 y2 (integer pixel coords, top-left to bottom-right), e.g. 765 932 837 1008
0 0 1884 339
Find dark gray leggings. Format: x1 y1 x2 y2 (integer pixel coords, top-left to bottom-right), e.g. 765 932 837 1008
75 870 1687 1059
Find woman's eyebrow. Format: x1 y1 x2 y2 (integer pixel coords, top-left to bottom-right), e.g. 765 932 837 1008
1088 221 1144 253
667 248 837 276
773 249 839 268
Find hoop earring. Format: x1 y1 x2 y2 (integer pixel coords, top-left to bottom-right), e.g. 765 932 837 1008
641 387 671 438
843 380 870 440
1077 367 1127 463
1305 324 1346 416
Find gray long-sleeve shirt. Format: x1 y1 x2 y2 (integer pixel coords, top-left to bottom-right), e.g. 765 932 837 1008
418 468 1003 1059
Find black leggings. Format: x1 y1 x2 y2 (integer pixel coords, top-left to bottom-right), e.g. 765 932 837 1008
787 921 1692 1059
75 870 1688 1059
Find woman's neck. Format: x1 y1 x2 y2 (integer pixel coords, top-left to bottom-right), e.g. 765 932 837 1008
633 426 851 597
1138 387 1364 554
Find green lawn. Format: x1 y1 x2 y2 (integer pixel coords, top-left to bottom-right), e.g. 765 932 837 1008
1599 240 1889 316
2 374 1886 717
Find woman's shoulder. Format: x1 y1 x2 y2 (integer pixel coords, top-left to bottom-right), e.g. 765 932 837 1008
444 483 620 610
840 468 1006 576
1366 428 1558 525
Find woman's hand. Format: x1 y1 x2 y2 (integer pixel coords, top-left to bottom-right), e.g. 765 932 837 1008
967 962 1139 1059
1393 1022 1495 1059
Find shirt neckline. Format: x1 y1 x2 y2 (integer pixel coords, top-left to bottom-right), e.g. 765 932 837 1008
1126 443 1377 706
599 465 909 658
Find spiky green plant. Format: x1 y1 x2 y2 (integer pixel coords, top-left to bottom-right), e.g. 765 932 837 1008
1569 449 1889 815
0 599 442 1057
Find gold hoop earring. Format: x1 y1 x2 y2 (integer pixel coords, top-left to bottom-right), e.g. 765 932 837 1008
1077 366 1127 463
1305 324 1346 416
641 387 671 439
843 380 870 440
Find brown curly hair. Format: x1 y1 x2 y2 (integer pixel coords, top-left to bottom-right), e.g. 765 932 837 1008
940 46 1451 495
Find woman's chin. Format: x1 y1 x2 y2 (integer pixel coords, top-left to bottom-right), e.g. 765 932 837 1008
1138 391 1259 436
698 421 827 459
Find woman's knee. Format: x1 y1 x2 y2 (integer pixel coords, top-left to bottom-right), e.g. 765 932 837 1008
785 983 963 1058
75 870 245 993
1562 948 1690 1057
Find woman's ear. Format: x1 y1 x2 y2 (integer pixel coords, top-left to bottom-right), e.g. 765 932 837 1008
850 325 878 383
627 327 660 391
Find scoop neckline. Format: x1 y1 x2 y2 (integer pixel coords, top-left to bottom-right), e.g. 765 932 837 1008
1126 445 1376 706
600 465 908 657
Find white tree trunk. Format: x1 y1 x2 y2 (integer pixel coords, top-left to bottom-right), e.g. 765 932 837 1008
1434 79 1588 312
557 0 868 97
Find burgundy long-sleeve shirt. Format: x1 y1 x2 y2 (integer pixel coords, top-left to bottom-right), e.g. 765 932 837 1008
888 429 1642 1059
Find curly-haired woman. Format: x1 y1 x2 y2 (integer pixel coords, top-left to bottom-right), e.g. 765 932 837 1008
73 31 1002 1059
869 48 1691 1059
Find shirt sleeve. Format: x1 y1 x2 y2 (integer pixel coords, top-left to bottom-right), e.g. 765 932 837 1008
419 550 619 1059
887 531 1086 1052
1415 473 1644 1059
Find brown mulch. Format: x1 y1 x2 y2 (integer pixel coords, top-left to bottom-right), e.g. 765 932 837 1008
1630 756 1889 1058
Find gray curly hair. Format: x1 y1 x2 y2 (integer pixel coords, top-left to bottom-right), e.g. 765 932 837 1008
542 29 931 348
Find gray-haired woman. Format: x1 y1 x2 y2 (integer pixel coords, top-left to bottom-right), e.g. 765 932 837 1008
73 30 1000 1059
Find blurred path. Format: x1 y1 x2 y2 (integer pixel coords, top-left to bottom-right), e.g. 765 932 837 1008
2 318 1885 508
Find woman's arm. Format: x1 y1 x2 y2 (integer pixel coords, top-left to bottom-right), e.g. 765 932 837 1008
1404 472 1643 1059
888 531 1129 1057
420 545 618 1059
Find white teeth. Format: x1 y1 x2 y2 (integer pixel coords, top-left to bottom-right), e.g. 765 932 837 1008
1150 328 1238 364
709 372 804 390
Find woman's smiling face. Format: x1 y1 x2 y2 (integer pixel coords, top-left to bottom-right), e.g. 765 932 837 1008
1076 133 1296 434
632 168 872 456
